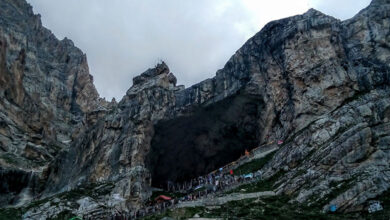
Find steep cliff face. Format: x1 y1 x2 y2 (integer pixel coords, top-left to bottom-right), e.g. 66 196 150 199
261 0 390 212
1 0 389 217
44 0 390 214
0 0 102 206
44 62 179 208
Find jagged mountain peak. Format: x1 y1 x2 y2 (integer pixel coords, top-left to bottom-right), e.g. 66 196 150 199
303 8 332 17
132 61 172 86
125 61 178 98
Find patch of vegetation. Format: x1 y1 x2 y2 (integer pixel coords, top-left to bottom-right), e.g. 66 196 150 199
0 182 112 220
20 182 115 216
0 195 53 219
143 195 361 220
0 208 23 220
226 171 286 194
142 207 206 220
25 196 51 210
234 151 277 175
301 185 390 219
0 153 20 165
58 182 114 201
313 177 357 208
48 210 76 220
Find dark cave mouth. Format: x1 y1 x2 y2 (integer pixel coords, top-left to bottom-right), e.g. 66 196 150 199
147 93 263 188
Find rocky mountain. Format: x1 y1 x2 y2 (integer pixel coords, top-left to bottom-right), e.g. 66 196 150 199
0 0 390 218
0 0 105 206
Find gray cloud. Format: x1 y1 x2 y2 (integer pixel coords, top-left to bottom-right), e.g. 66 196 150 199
26 0 371 100
309 0 370 20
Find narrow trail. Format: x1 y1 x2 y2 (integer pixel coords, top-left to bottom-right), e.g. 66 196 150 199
176 191 276 208
208 142 279 175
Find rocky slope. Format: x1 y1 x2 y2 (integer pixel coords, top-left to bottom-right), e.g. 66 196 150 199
0 0 105 206
0 0 390 218
264 0 390 212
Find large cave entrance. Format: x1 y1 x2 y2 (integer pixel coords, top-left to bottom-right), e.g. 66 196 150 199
147 92 264 188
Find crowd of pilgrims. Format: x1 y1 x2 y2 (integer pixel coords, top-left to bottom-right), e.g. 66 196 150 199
103 167 263 220
85 144 283 219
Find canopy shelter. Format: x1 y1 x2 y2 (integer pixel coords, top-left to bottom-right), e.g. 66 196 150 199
154 195 172 203
194 185 204 190
244 173 253 179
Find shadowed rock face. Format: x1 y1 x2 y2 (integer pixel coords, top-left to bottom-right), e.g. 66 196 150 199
0 168 40 206
148 92 263 186
1 0 390 217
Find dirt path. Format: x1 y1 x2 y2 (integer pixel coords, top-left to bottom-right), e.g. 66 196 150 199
176 191 275 208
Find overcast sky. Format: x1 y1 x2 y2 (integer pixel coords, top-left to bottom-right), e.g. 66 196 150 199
26 0 371 100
